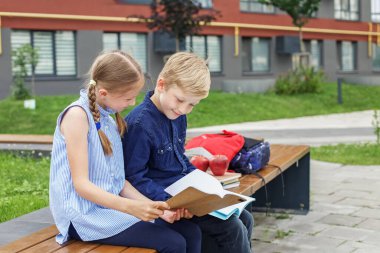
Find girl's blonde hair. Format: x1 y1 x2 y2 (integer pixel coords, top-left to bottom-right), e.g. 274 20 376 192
87 50 143 156
158 52 211 97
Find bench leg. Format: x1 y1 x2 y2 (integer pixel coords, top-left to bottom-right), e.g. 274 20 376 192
252 152 310 214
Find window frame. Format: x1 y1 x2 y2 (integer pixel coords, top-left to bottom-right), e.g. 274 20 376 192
304 39 324 70
372 43 380 71
242 37 271 74
372 0 380 23
186 35 223 74
11 30 77 78
240 0 275 14
337 41 357 72
334 0 360 21
103 32 148 73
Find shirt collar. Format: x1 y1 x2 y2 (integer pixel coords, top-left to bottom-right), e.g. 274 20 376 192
80 89 115 117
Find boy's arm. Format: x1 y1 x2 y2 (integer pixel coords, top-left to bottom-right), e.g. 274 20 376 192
123 123 171 201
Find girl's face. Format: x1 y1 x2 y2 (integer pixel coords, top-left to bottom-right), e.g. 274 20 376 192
153 80 205 120
98 79 144 112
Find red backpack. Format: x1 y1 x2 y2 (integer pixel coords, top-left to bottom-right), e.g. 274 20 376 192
185 130 245 162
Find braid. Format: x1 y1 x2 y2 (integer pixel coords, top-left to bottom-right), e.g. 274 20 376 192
115 112 127 136
88 83 113 155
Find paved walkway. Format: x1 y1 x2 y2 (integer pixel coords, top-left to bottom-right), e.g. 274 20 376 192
0 110 379 252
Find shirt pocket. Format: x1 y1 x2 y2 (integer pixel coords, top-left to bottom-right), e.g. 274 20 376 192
154 142 174 168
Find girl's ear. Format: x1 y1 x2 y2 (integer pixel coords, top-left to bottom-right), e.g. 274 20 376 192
98 88 108 97
157 79 165 92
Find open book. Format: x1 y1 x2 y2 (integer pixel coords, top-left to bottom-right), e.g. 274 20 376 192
165 169 255 218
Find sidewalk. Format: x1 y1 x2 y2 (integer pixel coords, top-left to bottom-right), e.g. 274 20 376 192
0 110 379 252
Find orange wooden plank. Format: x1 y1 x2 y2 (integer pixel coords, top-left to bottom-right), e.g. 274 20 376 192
19 237 74 253
122 248 158 253
0 225 58 253
53 241 100 253
88 244 129 253
0 134 53 144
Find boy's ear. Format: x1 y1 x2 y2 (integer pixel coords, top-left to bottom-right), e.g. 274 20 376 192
157 79 165 92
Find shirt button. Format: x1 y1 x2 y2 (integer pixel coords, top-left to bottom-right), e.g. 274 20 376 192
178 138 182 142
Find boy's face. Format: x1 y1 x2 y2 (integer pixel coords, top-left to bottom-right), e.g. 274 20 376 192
155 81 205 120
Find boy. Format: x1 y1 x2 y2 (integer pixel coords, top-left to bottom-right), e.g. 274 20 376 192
123 52 253 253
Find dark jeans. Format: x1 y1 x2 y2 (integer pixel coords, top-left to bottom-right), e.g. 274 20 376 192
68 219 201 253
191 209 253 253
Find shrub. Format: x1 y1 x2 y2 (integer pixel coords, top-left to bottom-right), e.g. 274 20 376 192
275 66 324 95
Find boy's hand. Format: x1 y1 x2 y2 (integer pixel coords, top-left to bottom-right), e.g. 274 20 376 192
183 209 194 219
128 200 169 222
160 210 179 223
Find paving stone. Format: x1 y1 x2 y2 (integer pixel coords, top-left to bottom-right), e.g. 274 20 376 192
353 207 380 219
335 198 380 209
337 241 380 253
361 231 380 247
355 218 380 231
318 226 374 241
252 227 279 243
311 202 361 215
311 193 345 204
332 189 379 201
280 222 330 235
317 214 366 227
277 233 346 251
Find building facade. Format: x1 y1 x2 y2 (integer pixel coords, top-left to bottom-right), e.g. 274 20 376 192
0 0 379 98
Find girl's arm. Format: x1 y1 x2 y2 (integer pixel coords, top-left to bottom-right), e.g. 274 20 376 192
60 107 169 221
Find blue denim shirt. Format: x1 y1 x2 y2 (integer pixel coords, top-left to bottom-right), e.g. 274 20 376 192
123 91 195 201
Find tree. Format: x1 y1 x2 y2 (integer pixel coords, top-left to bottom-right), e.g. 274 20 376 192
11 44 39 100
259 0 321 52
136 0 220 52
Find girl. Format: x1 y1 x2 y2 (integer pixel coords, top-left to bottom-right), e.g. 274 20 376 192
49 50 201 253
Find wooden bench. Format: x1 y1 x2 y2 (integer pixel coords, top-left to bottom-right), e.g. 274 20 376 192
0 136 310 253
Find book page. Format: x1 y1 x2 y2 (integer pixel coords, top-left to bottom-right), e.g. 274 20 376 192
210 194 255 220
165 169 225 198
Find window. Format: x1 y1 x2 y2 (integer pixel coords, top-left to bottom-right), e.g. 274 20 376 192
103 32 147 72
240 0 274 13
373 44 380 71
338 41 357 71
242 37 270 73
11 30 76 77
305 40 323 69
186 35 222 73
196 0 213 8
372 0 380 23
117 0 151 4
334 0 359 21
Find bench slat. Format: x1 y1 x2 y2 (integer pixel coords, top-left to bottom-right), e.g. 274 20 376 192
53 241 101 252
0 226 58 253
18 237 73 253
86 244 128 253
121 248 158 253
0 134 53 144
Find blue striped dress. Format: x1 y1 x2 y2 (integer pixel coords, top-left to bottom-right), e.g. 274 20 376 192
49 89 140 244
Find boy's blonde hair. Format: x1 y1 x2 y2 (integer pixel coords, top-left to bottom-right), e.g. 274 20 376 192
158 52 211 97
87 50 143 155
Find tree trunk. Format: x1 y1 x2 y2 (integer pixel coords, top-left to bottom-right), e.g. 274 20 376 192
299 27 305 53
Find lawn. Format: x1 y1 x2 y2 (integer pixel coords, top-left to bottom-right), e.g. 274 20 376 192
0 82 379 134
0 152 50 223
312 143 380 165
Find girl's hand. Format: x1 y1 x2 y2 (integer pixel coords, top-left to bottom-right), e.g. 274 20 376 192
128 200 170 222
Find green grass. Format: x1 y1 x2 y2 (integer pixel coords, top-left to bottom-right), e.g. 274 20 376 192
0 82 379 134
0 152 50 223
312 143 380 165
